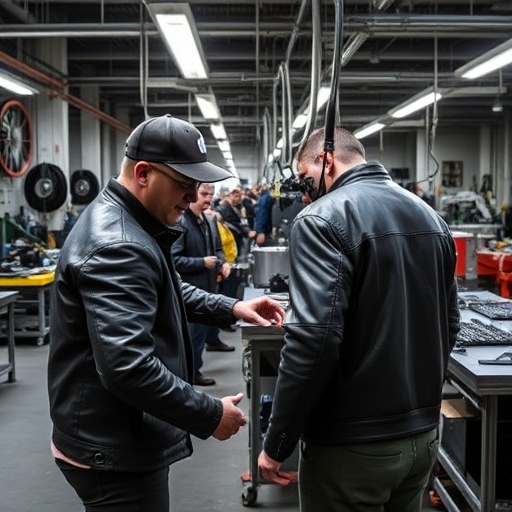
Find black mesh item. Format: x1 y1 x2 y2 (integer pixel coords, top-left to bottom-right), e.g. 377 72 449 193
70 169 100 205
24 162 68 213
468 302 512 320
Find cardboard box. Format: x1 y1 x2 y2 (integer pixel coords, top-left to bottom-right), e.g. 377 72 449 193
441 398 512 500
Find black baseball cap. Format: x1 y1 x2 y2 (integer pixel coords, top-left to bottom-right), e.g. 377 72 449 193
125 114 233 183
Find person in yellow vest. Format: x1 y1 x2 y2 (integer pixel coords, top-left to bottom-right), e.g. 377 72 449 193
205 208 240 334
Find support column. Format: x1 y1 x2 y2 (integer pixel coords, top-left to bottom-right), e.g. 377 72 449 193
34 37 69 231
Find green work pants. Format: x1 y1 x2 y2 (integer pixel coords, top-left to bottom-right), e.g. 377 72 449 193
299 427 438 512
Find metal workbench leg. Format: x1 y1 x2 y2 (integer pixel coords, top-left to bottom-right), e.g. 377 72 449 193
480 395 497 512
246 344 261 505
7 301 16 382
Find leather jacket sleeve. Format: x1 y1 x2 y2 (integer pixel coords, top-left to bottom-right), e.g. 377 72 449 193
180 277 238 326
264 214 348 461
77 241 222 438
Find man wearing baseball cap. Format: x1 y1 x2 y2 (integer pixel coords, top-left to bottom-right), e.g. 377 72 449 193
48 114 284 512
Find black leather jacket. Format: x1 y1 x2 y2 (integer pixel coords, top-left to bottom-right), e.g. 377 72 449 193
264 162 460 462
172 208 224 292
48 178 238 472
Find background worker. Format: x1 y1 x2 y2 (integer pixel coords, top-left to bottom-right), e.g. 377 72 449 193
216 187 256 261
172 183 234 386
258 126 459 512
254 182 275 247
212 207 242 301
48 114 284 512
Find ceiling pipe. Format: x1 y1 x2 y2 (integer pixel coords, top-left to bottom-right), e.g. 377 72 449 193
0 50 132 133
0 0 38 23
1 16 512 38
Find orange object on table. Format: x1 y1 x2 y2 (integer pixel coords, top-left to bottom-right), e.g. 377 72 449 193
476 249 512 297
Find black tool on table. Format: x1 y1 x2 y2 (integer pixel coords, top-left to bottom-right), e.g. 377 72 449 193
478 352 512 365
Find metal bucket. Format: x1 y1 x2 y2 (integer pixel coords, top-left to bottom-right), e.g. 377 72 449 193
250 246 290 288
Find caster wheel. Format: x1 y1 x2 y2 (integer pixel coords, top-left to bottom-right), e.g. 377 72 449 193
241 485 258 507
36 337 44 346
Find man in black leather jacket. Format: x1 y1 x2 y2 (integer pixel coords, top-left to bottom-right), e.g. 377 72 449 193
258 127 459 512
172 183 234 386
48 114 284 512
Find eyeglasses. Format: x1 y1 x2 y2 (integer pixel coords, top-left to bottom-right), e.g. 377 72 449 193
147 164 199 190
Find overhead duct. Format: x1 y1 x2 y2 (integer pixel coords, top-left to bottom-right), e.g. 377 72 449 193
0 51 131 134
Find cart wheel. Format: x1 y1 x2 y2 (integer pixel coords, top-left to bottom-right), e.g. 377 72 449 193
241 485 258 507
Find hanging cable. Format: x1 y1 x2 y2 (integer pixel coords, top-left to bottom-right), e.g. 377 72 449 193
314 0 343 201
300 0 322 146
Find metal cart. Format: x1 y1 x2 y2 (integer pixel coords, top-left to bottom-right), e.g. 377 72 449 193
239 296 298 507
0 291 20 383
0 271 54 345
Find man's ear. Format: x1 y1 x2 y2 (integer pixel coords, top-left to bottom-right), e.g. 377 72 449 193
134 161 150 187
324 151 335 175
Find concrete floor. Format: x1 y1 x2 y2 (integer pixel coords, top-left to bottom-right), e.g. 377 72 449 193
1 327 443 512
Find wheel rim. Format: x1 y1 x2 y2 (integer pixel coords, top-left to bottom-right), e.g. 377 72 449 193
0 99 34 177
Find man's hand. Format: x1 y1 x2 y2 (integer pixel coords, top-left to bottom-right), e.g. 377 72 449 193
232 296 285 327
258 450 296 486
212 393 247 441
256 233 266 246
220 262 231 278
204 256 218 269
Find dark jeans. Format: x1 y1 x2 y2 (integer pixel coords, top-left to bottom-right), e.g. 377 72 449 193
206 325 222 346
188 321 209 377
299 427 439 512
55 459 169 512
218 272 240 299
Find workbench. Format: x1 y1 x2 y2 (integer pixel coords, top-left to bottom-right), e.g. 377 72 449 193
0 291 20 382
240 287 297 507
0 271 54 345
434 290 512 512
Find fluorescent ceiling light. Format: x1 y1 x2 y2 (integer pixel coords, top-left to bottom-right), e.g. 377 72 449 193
0 72 37 95
292 113 308 129
218 140 230 153
455 38 512 79
147 4 208 80
492 97 503 113
291 86 332 131
317 86 331 111
195 92 220 120
389 90 442 119
210 123 227 140
354 122 385 140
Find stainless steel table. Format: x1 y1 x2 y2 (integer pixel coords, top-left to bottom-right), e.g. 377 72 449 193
434 290 512 512
0 291 20 383
239 287 297 507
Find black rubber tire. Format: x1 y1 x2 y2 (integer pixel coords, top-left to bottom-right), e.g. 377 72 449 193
24 162 68 212
70 169 100 205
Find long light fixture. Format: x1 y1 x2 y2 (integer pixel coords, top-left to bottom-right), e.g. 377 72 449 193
210 123 227 140
291 86 331 130
0 71 37 95
195 91 220 120
455 38 512 80
146 3 208 80
388 89 442 119
354 122 385 140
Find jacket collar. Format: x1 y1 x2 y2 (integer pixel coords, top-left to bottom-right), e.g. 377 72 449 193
330 161 391 192
105 177 182 244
